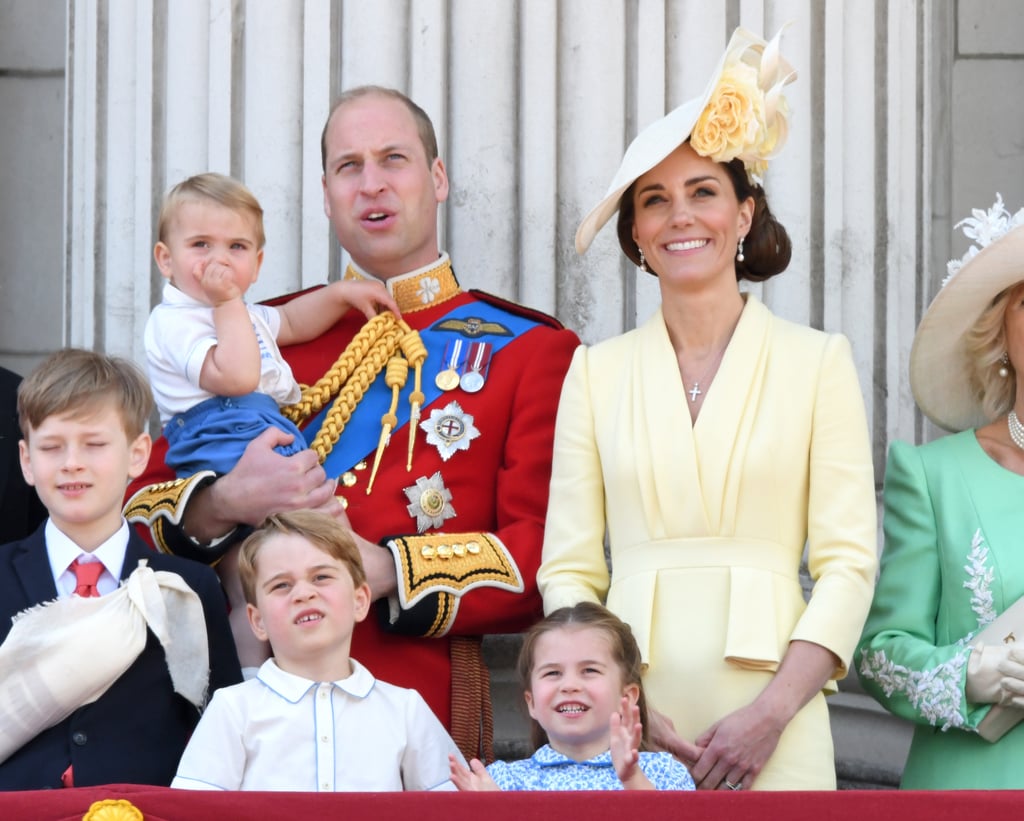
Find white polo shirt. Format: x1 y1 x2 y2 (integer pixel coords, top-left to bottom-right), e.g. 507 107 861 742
172 657 461 791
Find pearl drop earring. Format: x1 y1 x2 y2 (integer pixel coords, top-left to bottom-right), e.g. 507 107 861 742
737 236 745 263
1000 352 1010 378
638 245 649 273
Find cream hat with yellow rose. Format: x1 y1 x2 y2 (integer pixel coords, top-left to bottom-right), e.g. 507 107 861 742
575 25 797 255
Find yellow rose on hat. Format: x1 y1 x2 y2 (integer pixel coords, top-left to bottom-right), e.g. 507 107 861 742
690 63 764 165
574 26 798 255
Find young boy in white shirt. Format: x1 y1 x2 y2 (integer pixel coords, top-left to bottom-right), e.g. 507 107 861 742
172 509 463 791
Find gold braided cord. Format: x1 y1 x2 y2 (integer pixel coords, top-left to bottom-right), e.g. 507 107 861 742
381 355 409 428
282 313 395 424
280 312 426 464
400 327 428 469
309 326 402 461
365 355 410 494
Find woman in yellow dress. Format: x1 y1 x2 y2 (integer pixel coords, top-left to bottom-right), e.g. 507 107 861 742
538 28 878 791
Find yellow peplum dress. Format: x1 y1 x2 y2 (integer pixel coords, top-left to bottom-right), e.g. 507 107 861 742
538 295 878 790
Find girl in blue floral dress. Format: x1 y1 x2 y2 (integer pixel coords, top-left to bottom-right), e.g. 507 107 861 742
450 603 695 791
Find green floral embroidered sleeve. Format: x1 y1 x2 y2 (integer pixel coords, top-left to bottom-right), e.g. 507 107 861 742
856 435 1010 733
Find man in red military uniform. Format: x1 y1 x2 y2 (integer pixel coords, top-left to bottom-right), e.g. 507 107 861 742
126 86 579 761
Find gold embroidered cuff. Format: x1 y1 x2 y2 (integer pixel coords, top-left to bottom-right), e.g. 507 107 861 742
123 472 225 555
385 532 524 611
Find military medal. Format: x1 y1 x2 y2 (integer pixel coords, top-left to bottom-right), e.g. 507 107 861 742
435 339 465 391
404 472 457 532
420 401 480 461
459 341 492 393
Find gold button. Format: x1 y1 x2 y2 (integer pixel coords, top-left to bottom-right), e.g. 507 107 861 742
355 460 368 470
421 546 436 559
437 544 452 559
452 543 466 556
467 541 481 554
341 471 357 487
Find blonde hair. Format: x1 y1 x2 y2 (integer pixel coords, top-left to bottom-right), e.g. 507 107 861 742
157 172 265 248
18 348 153 440
964 282 1023 421
516 602 651 752
238 510 366 605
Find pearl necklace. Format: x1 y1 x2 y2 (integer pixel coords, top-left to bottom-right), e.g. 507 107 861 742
1009 410 1024 450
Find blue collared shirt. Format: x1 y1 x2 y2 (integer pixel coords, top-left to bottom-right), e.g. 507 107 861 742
486 744 695 791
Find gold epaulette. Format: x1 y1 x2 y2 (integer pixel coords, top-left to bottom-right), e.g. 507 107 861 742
384 532 523 637
123 472 217 554
385 528 524 634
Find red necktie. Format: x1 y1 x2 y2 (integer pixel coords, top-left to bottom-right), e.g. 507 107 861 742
70 557 103 597
62 557 104 787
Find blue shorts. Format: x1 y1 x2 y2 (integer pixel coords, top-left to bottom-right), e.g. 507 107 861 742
164 392 307 477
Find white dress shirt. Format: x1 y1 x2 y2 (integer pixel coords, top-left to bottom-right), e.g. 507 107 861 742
46 518 129 597
172 657 461 791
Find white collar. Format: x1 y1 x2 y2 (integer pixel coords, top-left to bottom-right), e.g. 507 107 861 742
255 656 376 702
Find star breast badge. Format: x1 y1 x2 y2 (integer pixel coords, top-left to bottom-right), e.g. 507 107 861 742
404 472 457 533
420 401 480 461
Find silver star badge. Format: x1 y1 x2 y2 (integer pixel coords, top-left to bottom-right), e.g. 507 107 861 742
420 401 480 461
404 472 457 533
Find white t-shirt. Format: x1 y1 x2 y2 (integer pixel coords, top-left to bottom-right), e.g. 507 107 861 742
172 657 461 791
144 282 301 423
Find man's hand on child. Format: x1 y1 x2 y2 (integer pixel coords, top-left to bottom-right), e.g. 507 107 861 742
611 696 653 790
448 754 499 791
207 428 338 527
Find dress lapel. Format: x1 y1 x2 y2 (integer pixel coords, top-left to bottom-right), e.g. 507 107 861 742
631 295 773 539
634 308 704 538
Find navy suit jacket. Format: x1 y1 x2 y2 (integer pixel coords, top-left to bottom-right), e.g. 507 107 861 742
0 525 242 790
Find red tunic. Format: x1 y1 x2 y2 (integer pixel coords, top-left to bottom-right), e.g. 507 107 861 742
127 260 579 757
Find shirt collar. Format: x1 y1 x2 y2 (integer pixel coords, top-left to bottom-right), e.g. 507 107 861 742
344 253 461 314
531 744 614 768
160 281 207 308
46 518 130 590
257 656 376 703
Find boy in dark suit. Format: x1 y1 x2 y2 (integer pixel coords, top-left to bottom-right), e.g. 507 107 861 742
0 349 241 790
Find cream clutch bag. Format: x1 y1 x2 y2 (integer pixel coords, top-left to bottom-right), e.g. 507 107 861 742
974 597 1024 742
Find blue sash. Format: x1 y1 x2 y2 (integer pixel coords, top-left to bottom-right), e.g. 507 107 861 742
305 300 540 477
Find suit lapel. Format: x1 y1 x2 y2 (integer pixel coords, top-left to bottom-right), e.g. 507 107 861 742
10 528 60 607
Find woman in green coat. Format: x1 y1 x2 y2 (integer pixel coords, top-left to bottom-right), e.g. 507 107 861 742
858 195 1024 789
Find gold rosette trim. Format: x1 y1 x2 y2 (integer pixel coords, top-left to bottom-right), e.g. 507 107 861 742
82 798 145 821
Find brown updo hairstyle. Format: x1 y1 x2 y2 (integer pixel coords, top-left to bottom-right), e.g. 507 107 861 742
616 148 792 282
516 601 651 753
